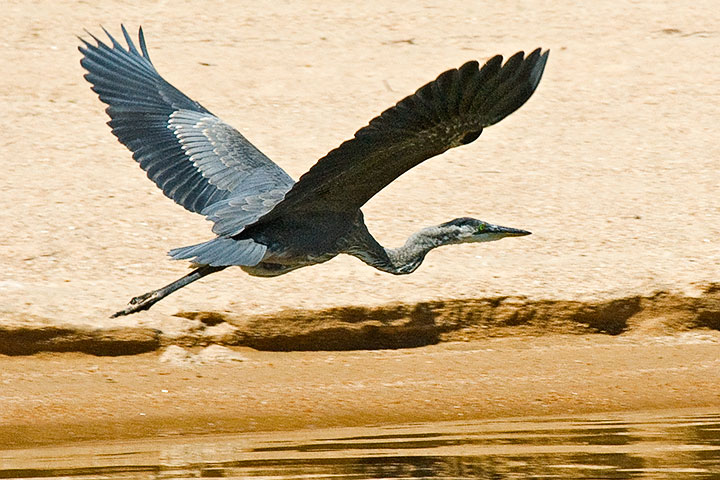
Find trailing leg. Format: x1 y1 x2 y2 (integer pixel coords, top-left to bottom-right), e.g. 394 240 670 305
111 265 226 317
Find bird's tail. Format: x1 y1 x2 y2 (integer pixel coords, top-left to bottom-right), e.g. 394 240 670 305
169 237 267 266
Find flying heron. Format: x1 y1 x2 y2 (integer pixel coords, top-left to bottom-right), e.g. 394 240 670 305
79 26 548 317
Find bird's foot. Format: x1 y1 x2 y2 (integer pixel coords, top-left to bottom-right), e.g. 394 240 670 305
110 290 162 318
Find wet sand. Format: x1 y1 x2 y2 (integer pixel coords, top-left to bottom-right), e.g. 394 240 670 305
1 0 719 450
2 333 720 449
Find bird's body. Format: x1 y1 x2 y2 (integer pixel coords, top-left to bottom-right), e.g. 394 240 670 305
240 210 366 277
79 26 548 316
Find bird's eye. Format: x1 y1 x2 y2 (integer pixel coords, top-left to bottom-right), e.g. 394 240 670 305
475 224 486 233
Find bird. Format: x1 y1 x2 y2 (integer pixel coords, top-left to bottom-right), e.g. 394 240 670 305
78 26 548 317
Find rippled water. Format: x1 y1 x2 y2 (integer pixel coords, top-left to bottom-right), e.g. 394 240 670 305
2 411 719 479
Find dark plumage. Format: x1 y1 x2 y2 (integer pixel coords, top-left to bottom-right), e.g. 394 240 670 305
79 26 548 316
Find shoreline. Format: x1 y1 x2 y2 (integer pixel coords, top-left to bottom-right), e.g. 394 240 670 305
1 284 718 356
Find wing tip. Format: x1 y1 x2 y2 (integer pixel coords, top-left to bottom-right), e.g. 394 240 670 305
527 48 550 92
78 24 152 63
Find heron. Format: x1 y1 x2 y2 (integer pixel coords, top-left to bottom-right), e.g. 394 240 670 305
78 26 548 317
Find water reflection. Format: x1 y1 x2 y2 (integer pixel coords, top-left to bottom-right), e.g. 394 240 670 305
1 411 719 479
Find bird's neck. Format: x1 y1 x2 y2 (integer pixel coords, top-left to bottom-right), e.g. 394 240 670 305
342 224 454 275
384 226 462 274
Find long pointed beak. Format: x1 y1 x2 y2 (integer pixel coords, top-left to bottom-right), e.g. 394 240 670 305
491 225 532 237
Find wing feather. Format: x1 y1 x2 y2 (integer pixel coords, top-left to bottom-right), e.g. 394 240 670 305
255 49 548 222
79 25 294 218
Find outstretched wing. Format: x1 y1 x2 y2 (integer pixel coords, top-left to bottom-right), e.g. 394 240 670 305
78 26 294 216
256 49 548 223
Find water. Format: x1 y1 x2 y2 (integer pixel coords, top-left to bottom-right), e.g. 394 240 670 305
1 411 719 479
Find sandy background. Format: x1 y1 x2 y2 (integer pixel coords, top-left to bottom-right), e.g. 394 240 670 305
1 0 718 326
0 0 718 448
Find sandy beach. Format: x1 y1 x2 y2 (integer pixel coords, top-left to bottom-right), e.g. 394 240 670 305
0 0 718 449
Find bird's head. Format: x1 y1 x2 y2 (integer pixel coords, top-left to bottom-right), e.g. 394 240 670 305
438 217 531 244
